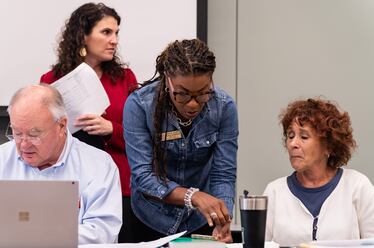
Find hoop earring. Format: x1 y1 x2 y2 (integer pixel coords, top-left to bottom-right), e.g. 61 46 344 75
165 87 169 93
79 47 87 57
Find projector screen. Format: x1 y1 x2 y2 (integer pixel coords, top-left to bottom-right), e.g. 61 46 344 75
0 0 197 106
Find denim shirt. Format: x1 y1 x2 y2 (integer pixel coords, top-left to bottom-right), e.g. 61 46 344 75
123 81 238 235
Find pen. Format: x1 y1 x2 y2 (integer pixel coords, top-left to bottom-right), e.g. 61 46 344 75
191 234 217 241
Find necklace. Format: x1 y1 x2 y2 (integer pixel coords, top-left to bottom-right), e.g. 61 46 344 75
172 108 192 127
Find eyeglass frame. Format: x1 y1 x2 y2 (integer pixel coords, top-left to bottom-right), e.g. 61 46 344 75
166 76 215 104
5 120 59 146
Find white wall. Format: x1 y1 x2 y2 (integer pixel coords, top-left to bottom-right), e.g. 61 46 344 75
208 0 237 100
0 0 196 105
208 0 374 221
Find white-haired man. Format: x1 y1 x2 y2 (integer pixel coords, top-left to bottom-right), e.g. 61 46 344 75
0 84 122 244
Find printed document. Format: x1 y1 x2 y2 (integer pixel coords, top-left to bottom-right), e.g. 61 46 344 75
51 62 110 133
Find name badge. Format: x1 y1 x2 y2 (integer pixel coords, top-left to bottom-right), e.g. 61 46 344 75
161 130 182 141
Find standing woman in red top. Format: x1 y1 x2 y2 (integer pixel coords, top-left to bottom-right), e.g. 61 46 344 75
40 3 137 242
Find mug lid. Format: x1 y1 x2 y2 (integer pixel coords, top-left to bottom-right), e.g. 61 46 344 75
239 195 267 210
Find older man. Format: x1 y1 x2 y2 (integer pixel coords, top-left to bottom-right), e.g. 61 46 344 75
0 84 122 244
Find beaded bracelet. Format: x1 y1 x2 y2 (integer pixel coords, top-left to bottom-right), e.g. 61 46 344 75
184 187 199 211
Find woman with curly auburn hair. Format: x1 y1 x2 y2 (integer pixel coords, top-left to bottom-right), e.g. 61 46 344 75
39 2 137 243
264 98 374 246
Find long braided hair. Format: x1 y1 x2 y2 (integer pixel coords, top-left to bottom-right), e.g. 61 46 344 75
142 39 216 182
52 3 125 82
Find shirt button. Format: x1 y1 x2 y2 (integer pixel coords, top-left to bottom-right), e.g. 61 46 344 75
206 140 210 145
181 143 185 147
160 190 165 194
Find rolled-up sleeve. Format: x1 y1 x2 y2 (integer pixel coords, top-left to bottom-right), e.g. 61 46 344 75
123 92 179 199
209 96 238 215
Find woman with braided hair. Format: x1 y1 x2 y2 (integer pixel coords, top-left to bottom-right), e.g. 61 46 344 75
123 39 238 242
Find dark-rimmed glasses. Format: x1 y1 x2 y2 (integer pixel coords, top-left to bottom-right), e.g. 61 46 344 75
167 77 215 104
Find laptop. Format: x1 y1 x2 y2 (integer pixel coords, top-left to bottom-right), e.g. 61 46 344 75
0 180 78 248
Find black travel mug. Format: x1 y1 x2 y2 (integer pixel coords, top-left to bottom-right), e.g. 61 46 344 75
239 191 268 248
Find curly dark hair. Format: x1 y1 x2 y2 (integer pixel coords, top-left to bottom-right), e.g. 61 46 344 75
142 38 216 181
52 2 124 81
280 98 356 168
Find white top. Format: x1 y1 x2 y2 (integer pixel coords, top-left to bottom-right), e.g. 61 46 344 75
0 132 122 244
264 168 374 247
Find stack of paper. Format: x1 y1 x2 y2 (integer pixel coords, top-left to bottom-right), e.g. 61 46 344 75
51 62 110 133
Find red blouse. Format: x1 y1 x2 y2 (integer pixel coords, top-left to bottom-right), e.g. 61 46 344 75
40 68 137 196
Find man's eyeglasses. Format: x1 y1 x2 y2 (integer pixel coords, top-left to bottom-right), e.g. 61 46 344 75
5 123 48 146
167 77 215 104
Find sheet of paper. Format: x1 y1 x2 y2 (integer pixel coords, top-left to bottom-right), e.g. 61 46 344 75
226 244 242 248
301 238 374 248
50 62 110 133
226 241 279 248
78 230 186 248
